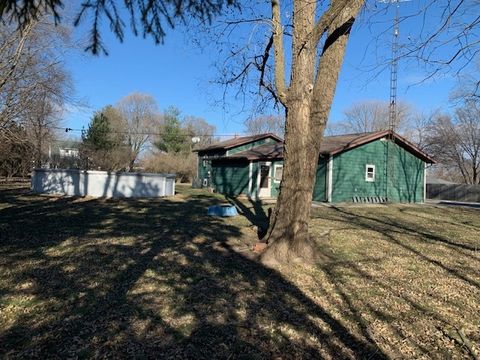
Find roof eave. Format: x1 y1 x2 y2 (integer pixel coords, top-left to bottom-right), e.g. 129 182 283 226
227 154 283 161
193 133 284 153
222 133 283 150
392 132 436 164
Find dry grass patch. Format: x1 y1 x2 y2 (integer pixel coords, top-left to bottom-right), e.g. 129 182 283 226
0 183 478 359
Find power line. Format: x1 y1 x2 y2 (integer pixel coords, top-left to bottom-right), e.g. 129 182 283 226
53 126 246 138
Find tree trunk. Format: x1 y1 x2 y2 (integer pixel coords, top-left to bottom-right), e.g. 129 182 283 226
262 102 320 265
35 128 42 168
262 0 363 265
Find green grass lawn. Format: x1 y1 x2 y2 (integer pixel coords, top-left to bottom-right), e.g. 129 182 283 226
0 181 479 359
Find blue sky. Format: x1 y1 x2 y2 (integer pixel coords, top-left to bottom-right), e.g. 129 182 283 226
63 1 463 138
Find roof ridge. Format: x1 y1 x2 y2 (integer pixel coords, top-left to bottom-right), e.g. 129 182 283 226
324 131 380 138
194 133 283 152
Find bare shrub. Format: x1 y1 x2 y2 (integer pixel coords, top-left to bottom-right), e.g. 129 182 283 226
0 124 34 178
142 152 197 183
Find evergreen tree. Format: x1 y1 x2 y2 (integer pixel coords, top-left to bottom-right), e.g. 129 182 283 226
155 107 190 154
81 106 129 170
82 107 117 151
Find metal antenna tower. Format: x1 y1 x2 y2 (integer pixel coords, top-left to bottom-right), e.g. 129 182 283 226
389 2 400 132
380 0 410 133
379 0 410 201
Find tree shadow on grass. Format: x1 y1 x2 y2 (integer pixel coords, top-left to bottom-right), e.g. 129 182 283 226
306 205 480 358
226 195 271 238
318 206 480 289
0 185 388 359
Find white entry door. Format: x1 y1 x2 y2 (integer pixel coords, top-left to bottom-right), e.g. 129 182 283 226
258 162 271 198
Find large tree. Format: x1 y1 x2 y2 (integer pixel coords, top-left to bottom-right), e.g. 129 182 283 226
0 17 73 131
183 116 217 149
256 0 365 263
425 102 480 185
116 92 160 170
0 15 74 170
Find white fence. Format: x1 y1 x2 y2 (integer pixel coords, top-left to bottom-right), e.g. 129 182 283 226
32 169 175 198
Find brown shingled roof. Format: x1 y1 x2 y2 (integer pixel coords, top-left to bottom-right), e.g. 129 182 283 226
318 131 378 154
226 131 435 163
194 133 282 152
228 142 284 160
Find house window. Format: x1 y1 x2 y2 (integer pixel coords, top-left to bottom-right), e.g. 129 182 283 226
274 165 283 183
365 165 375 182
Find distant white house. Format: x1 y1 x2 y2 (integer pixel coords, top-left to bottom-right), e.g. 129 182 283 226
48 141 81 169
58 147 79 158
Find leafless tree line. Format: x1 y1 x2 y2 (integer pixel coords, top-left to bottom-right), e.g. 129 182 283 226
244 114 285 137
0 16 74 178
422 102 480 185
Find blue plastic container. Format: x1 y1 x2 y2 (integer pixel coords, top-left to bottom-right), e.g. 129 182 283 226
207 204 238 217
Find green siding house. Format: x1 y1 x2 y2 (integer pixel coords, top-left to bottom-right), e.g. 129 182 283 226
194 131 435 203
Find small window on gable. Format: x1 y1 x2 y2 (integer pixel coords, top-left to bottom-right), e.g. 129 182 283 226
274 165 283 183
366 165 375 182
